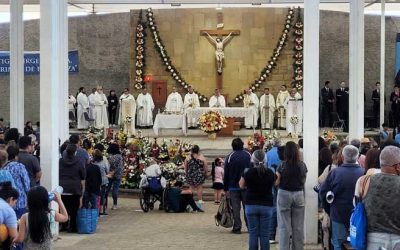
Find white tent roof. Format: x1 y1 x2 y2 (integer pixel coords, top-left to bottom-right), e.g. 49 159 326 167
0 0 398 23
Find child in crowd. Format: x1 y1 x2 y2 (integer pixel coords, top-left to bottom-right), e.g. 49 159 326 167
93 144 110 216
211 158 224 204
84 149 103 210
0 182 19 249
15 186 68 250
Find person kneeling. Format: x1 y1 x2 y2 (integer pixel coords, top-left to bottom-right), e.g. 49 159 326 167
168 181 203 213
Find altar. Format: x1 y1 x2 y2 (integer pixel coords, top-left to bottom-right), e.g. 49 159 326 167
153 113 186 136
184 107 256 136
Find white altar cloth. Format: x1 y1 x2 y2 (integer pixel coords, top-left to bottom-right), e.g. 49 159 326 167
153 114 186 136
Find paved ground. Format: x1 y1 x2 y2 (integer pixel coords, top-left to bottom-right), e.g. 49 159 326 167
54 197 324 250
55 197 251 250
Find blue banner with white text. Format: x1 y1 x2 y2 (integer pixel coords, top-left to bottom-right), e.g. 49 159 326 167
0 50 79 75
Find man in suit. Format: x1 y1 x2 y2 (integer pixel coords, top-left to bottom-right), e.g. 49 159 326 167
371 82 381 128
336 81 349 132
321 81 335 127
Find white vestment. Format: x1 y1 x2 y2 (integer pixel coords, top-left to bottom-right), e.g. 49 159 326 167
244 93 259 128
260 94 276 129
184 93 200 127
88 93 96 120
276 90 289 128
165 92 183 112
284 95 303 135
136 93 155 127
209 95 226 108
93 92 109 129
77 92 89 129
118 94 136 136
68 95 76 112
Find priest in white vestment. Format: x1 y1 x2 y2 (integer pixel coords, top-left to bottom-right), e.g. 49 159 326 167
88 88 97 120
119 88 136 135
184 86 200 128
259 88 276 129
77 87 90 129
284 88 303 136
68 94 76 113
136 88 155 127
209 88 226 108
244 88 259 129
165 87 183 112
93 86 109 129
276 85 290 129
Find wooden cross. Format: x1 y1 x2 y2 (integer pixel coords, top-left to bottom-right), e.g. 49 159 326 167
200 12 240 91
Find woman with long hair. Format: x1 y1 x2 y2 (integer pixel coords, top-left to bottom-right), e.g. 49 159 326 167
275 141 307 250
239 150 275 250
15 186 68 249
184 145 208 205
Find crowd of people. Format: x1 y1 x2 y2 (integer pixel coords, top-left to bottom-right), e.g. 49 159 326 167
219 134 400 250
0 116 399 250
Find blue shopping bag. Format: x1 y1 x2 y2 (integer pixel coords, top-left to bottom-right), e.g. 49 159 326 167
77 208 99 234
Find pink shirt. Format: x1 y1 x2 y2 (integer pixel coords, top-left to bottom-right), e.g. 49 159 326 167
214 166 224 184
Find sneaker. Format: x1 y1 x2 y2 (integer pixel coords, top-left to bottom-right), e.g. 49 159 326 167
231 230 241 234
99 212 108 217
196 208 204 213
111 205 118 210
269 240 277 244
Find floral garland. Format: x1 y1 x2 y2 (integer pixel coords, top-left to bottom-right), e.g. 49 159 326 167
292 8 304 90
234 7 295 103
145 8 208 103
134 10 147 90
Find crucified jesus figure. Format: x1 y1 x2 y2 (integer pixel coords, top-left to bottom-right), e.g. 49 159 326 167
204 31 233 74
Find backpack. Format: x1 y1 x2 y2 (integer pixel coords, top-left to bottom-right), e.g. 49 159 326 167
215 196 234 228
148 177 163 193
349 176 370 250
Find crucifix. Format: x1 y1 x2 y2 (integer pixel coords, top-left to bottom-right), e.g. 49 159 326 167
201 12 240 90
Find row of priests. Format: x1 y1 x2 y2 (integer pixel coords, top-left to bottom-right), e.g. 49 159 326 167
165 85 302 131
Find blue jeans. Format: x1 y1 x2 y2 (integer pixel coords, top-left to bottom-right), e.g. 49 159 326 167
246 205 273 250
331 220 348 250
83 192 98 209
106 178 121 206
269 186 277 240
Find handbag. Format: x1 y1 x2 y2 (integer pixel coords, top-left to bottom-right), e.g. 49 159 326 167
349 175 370 250
77 208 99 234
215 196 234 228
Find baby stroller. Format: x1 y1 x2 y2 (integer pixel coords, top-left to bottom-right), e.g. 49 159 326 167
139 176 164 212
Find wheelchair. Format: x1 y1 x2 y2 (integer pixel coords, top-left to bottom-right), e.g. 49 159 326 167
139 176 167 212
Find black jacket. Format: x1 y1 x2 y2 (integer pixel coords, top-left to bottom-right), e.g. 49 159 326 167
372 90 380 106
85 163 102 195
321 87 334 106
59 151 86 195
336 88 349 113
107 95 118 111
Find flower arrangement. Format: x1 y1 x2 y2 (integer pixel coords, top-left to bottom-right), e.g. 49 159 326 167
247 133 267 152
264 130 281 151
322 130 338 144
198 111 227 134
115 129 127 146
290 115 299 125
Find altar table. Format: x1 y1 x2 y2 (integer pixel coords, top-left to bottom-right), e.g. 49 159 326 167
153 114 186 136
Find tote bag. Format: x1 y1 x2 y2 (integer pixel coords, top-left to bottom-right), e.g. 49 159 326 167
77 208 99 234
